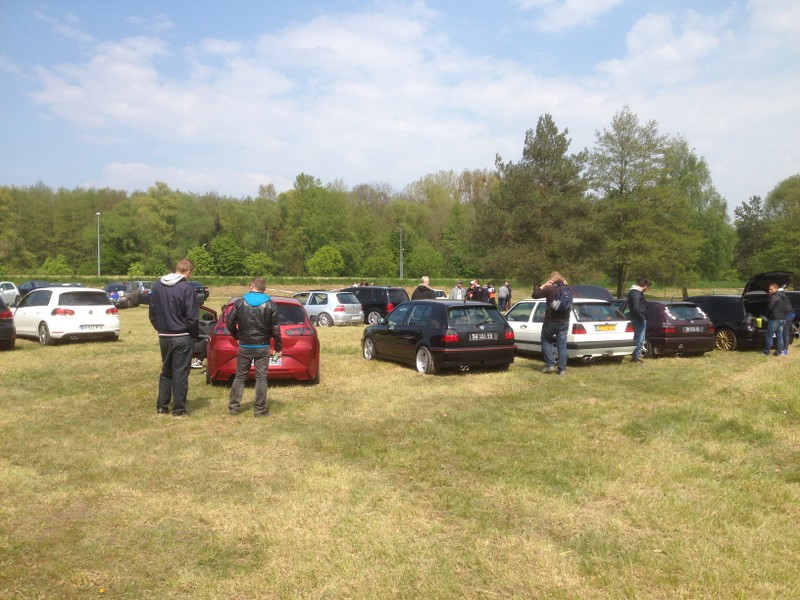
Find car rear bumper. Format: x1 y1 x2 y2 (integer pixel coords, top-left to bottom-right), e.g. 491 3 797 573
565 339 636 358
432 345 516 369
208 352 319 382
333 313 364 325
650 335 715 355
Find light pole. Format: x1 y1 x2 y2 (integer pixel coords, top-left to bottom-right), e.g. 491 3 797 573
399 226 404 279
96 212 101 276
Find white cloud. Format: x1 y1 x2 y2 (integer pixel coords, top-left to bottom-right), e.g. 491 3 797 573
33 10 93 43
516 0 624 32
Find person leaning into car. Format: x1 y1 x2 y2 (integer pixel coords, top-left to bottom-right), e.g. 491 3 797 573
532 271 570 375
225 276 282 417
627 277 652 363
149 258 199 417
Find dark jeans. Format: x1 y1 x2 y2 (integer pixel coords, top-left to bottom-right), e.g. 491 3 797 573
157 335 193 415
632 319 647 360
765 318 785 354
229 346 271 415
542 321 569 373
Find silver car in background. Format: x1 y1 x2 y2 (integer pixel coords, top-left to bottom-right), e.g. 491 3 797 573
293 291 364 327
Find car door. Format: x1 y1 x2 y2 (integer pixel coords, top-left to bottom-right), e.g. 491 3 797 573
395 303 434 362
14 289 52 335
305 292 327 323
505 301 544 353
373 303 412 359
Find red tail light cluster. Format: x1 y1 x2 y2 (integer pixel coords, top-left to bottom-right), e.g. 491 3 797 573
51 308 75 316
443 328 460 344
661 325 676 334
505 327 515 341
106 307 118 315
386 303 394 313
572 323 587 334
0 309 12 320
333 305 345 312
285 327 315 336
625 322 634 333
709 326 715 334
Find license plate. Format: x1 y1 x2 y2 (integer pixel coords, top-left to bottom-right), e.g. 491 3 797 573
469 332 497 341
595 324 616 331
80 325 103 330
683 326 703 333
269 356 282 366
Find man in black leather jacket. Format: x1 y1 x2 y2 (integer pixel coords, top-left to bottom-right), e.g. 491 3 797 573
226 276 282 416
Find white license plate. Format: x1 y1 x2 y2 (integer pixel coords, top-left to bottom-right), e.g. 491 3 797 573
683 326 703 333
269 356 282 366
80 325 103 330
469 332 497 341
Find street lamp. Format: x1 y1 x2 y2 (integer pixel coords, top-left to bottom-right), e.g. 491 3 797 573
96 212 101 276
399 226 404 279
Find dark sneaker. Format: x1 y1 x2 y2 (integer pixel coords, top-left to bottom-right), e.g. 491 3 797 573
254 412 270 418
558 370 566 376
157 408 170 415
173 411 190 418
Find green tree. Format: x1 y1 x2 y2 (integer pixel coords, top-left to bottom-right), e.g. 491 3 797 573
733 195 767 277
243 252 273 277
209 235 246 276
405 241 444 278
186 246 216 276
127 262 146 277
41 254 73 276
306 245 345 276
758 174 800 274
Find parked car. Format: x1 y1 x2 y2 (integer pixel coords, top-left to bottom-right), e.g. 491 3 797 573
104 282 139 308
206 296 320 385
618 299 715 358
0 297 15 350
741 271 793 349
0 281 20 306
189 281 210 303
13 287 120 345
292 290 363 326
340 286 410 325
361 299 516 374
18 280 49 297
683 295 759 351
505 298 635 362
131 280 154 305
433 290 448 300
571 284 615 302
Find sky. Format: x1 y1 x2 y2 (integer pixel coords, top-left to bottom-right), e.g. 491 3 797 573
1 0 798 212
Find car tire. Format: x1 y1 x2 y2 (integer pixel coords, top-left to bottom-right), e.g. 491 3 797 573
641 339 654 358
308 365 320 385
317 312 334 327
415 346 436 374
38 322 54 346
363 337 376 360
715 327 738 351
367 310 382 325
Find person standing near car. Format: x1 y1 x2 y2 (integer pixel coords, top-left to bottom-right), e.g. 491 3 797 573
532 271 571 375
226 276 282 417
498 281 510 311
149 258 199 417
450 280 466 300
627 277 652 363
764 282 790 356
411 275 436 300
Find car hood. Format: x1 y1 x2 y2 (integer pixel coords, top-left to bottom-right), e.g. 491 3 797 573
742 271 792 296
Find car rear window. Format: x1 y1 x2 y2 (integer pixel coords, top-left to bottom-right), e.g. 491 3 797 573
335 292 359 304
574 303 625 322
60 292 112 306
447 305 504 326
666 304 706 320
277 304 307 325
388 289 409 304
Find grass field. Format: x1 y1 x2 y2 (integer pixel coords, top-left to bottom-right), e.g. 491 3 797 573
2 287 799 599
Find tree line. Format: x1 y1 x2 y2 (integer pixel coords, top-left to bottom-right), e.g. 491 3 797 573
1 106 798 292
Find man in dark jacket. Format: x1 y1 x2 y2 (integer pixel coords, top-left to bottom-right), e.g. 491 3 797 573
764 282 790 356
411 275 436 300
226 276 282 416
532 271 571 375
627 277 651 363
149 258 199 416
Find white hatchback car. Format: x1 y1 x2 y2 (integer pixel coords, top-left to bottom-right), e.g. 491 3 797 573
0 281 20 306
293 290 364 327
14 287 120 345
505 298 635 362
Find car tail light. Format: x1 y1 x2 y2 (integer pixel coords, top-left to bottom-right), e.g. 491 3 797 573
0 309 12 320
572 323 587 334
285 327 315 336
626 322 634 333
505 327 515 341
661 325 676 334
443 328 459 343
709 325 715 334
106 307 118 315
51 308 75 316
333 305 345 312
386 302 395 313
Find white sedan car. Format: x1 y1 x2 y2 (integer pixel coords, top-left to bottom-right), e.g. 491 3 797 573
0 281 20 306
505 298 635 362
14 287 120 345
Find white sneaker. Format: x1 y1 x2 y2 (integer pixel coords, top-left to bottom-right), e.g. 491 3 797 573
191 359 203 369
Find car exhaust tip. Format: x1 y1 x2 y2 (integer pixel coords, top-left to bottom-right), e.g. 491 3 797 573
460 365 470 372
581 355 595 363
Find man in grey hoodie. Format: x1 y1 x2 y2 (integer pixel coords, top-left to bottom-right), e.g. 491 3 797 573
226 276 282 417
149 258 199 416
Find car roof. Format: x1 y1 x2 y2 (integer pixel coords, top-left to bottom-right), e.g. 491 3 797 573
37 287 105 293
516 298 609 304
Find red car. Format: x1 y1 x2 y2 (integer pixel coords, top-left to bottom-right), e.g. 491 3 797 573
205 296 320 385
